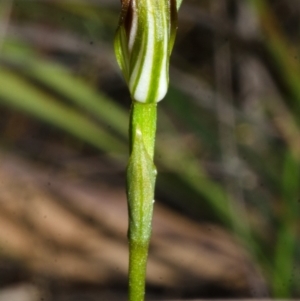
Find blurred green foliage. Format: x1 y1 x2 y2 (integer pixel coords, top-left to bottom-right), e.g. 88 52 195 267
0 0 300 298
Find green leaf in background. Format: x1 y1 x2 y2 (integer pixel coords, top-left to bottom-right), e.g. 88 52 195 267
272 152 299 297
0 67 127 156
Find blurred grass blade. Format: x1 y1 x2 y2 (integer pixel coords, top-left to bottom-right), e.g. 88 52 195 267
0 67 127 156
247 0 300 118
272 152 299 297
1 45 128 137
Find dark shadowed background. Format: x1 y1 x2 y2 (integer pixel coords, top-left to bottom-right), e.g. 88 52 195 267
0 0 299 300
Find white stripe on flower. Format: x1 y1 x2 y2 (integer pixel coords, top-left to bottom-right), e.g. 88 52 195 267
129 0 156 102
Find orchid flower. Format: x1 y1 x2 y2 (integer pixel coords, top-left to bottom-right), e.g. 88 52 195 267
114 0 178 103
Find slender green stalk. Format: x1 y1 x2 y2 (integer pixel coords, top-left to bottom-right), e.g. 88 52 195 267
127 102 157 301
128 240 150 301
129 102 157 159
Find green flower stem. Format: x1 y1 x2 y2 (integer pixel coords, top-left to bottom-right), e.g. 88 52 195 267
127 101 157 301
129 102 157 159
128 240 149 301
